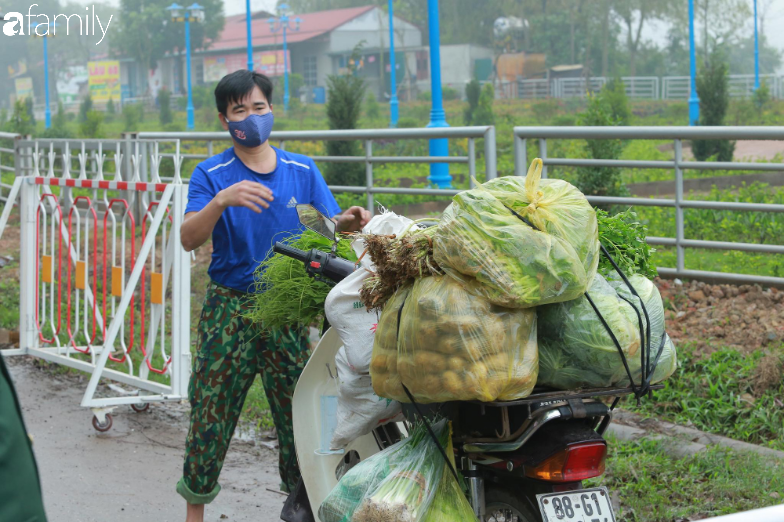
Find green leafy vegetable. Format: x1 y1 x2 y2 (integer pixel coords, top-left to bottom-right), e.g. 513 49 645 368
434 164 599 309
597 208 657 279
537 272 677 390
248 231 357 330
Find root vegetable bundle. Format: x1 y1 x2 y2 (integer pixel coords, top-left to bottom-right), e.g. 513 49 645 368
358 225 443 311
371 276 538 404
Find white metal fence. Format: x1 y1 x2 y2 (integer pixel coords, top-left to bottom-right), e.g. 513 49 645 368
513 126 784 287
519 74 782 100
0 137 191 430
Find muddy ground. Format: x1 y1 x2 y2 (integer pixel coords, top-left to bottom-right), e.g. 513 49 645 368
5 356 286 522
657 278 784 356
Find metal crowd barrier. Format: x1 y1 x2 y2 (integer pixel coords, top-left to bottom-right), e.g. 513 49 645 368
0 138 191 431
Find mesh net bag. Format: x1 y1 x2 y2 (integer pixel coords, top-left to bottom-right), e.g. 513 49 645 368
371 276 538 403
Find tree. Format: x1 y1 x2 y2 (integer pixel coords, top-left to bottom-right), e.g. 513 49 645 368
325 74 366 186
7 100 35 136
107 98 116 115
692 55 734 162
109 0 224 96
79 94 93 123
694 0 750 62
158 88 173 125
463 78 481 125
575 91 628 199
612 0 676 77
324 43 367 187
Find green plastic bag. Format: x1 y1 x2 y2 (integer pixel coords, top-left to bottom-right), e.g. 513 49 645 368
538 272 677 390
434 159 599 309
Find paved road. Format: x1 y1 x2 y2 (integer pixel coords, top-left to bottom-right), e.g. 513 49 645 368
6 356 286 522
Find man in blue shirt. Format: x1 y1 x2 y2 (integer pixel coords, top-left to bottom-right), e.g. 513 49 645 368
176 70 370 522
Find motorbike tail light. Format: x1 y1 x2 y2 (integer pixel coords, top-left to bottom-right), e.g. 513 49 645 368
524 441 607 483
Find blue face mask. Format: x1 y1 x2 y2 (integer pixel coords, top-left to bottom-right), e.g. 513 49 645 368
226 112 274 148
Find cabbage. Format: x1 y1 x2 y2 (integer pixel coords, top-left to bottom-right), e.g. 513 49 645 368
538 272 677 390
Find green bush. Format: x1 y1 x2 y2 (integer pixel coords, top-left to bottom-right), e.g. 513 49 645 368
79 110 104 138
472 83 495 126
325 73 366 186
396 116 420 128
442 86 459 101
575 92 628 199
106 97 116 115
601 77 631 125
122 103 143 131
417 86 458 103
693 57 735 162
463 78 481 125
41 102 73 138
6 99 34 135
79 93 93 123
25 97 35 126
365 92 381 120
753 80 771 110
158 88 173 125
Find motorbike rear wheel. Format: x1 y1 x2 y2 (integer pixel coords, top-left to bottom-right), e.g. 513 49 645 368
485 485 541 522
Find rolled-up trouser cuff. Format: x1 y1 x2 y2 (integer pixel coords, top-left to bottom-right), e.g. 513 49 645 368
176 477 221 505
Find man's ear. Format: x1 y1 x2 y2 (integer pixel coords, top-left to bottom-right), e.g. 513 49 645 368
219 113 228 130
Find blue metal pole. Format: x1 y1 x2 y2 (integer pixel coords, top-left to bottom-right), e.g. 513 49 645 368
425 0 450 188
754 0 760 91
388 0 398 127
185 18 195 130
283 23 289 112
246 0 254 70
688 0 700 126
43 35 51 129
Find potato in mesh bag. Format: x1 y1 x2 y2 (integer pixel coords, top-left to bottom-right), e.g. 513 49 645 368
371 275 538 403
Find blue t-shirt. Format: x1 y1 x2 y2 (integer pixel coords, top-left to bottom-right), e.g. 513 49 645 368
185 146 341 292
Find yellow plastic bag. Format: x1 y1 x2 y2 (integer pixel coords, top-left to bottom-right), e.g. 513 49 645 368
371 276 538 403
434 158 599 308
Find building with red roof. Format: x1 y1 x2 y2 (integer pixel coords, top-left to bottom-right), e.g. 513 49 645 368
140 4 425 104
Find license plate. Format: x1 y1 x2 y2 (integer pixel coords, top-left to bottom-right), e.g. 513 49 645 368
536 487 616 522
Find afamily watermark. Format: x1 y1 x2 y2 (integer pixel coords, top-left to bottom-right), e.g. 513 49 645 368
2 4 113 45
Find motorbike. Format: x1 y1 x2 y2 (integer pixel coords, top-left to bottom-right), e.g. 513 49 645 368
279 204 657 522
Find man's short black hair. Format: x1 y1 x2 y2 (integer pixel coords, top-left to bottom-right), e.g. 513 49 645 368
214 70 274 116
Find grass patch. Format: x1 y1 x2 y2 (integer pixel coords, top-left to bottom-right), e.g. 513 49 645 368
627 344 784 450
590 436 784 522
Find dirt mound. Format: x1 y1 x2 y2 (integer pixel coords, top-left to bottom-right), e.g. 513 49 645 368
656 278 784 356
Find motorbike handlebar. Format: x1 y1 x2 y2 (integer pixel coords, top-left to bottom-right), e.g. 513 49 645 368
273 241 356 284
272 243 309 263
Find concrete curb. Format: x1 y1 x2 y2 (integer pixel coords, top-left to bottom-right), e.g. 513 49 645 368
606 409 784 461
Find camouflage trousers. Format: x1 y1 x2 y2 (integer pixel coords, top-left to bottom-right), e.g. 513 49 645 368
176 281 311 504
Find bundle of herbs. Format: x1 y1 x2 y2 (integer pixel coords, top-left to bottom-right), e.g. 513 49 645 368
358 224 442 311
248 230 358 330
596 208 656 278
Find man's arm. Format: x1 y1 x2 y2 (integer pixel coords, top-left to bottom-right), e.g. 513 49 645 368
181 180 274 252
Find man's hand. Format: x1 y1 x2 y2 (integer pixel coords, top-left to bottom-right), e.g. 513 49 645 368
216 180 274 213
335 206 371 233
